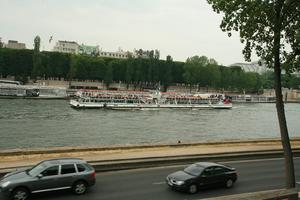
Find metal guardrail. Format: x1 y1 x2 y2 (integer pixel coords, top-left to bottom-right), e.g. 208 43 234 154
89 149 300 172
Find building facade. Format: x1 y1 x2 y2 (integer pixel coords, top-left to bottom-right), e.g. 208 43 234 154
53 41 79 54
79 44 99 56
4 40 26 49
98 49 131 59
230 61 268 75
133 49 160 59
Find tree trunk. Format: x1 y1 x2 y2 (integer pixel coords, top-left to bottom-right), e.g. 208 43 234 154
274 54 295 189
274 1 295 188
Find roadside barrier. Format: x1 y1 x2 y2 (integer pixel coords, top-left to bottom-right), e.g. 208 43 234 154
1 148 300 177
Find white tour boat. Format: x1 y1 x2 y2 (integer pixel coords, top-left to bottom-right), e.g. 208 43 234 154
70 90 232 110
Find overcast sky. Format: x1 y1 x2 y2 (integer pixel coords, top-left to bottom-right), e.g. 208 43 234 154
0 0 258 66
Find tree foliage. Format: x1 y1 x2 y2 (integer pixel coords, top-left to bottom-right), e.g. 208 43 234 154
0 48 282 92
32 36 42 79
207 0 300 188
208 0 300 68
34 36 41 53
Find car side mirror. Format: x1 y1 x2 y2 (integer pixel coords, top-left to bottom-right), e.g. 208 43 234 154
37 174 43 179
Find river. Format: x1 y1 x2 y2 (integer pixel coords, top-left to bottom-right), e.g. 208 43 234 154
0 99 299 150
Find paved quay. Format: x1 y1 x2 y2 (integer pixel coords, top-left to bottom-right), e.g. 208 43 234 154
0 138 299 171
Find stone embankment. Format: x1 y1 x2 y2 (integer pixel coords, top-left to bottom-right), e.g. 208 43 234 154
1 138 300 200
0 138 299 174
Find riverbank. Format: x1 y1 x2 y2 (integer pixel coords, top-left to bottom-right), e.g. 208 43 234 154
1 138 299 171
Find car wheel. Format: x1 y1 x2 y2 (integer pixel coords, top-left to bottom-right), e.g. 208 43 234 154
72 181 87 195
188 184 198 194
11 187 29 200
225 179 234 188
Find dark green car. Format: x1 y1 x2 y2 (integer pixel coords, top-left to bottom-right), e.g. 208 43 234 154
0 158 96 200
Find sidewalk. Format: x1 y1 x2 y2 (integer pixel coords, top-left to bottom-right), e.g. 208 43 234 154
1 138 299 171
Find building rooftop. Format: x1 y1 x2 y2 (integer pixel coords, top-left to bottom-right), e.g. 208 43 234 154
58 40 78 44
8 40 18 43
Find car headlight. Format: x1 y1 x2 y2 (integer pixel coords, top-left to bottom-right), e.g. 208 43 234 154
0 181 11 188
175 180 185 185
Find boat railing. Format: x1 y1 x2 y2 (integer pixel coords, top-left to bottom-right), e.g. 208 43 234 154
74 91 228 105
231 95 275 103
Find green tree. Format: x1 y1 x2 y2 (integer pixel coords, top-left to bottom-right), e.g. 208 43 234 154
75 56 88 80
172 61 185 84
0 38 3 48
68 54 77 82
282 74 300 89
125 56 134 89
110 59 126 82
32 36 42 78
183 55 221 91
0 53 3 77
261 71 275 89
219 66 232 90
207 0 300 188
206 64 221 88
183 57 200 92
162 55 174 91
34 36 40 52
132 58 146 90
104 62 113 88
154 49 160 60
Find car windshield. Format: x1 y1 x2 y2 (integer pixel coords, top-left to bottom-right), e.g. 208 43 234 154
28 162 47 177
184 164 204 176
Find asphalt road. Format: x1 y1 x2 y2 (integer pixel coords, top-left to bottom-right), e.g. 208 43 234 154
30 158 300 200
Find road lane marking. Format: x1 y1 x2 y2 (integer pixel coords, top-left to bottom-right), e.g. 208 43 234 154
152 181 165 185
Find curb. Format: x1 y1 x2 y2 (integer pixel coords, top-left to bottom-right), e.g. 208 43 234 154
89 148 300 172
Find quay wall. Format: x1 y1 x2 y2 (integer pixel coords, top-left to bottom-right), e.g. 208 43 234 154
1 77 300 101
0 138 300 178
1 137 300 200
32 79 300 101
1 138 299 157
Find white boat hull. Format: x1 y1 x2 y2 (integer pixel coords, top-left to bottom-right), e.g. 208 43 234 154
70 99 105 108
70 100 232 110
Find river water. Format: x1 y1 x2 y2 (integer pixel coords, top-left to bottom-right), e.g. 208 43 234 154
0 99 299 150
